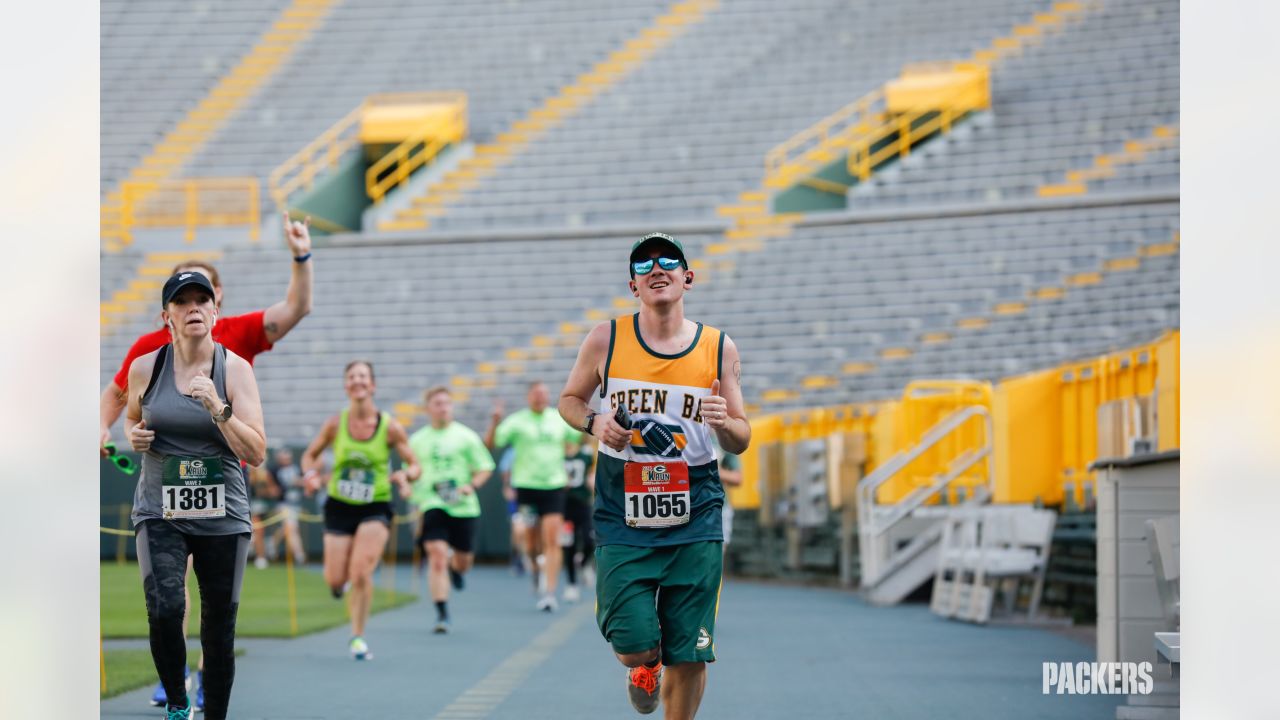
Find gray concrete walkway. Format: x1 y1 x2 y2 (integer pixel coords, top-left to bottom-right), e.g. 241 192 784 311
102 566 1122 719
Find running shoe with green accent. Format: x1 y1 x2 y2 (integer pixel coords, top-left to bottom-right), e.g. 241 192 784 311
350 636 372 660
627 663 663 715
166 697 192 719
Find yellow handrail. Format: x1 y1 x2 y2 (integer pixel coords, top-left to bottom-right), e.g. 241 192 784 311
764 90 884 185
846 68 988 180
763 1 1094 194
268 104 364 209
101 0 338 252
269 91 468 208
116 177 261 245
365 95 468 203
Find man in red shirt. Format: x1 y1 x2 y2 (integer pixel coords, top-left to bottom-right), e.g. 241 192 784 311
100 214 314 455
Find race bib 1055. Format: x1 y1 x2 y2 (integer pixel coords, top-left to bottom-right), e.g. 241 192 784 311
623 461 690 528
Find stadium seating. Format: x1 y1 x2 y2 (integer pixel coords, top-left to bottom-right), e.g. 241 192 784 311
180 0 680 182
98 200 1177 443
101 0 294 193
856 0 1177 207
99 0 1180 449
422 0 1063 231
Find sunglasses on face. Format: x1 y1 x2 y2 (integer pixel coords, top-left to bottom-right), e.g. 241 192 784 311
103 442 137 475
632 257 684 276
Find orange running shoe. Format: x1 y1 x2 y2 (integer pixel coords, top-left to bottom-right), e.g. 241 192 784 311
627 662 663 714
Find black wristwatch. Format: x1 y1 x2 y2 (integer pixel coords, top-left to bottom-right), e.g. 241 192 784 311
212 403 233 423
582 411 598 435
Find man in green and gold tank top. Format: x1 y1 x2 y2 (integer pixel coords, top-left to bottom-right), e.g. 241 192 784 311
485 380 582 612
408 386 495 634
560 232 751 719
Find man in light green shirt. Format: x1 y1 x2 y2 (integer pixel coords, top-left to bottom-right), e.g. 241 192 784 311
410 386 495 633
485 380 581 612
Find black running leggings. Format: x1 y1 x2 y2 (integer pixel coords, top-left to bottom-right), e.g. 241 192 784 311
136 520 249 719
563 496 595 585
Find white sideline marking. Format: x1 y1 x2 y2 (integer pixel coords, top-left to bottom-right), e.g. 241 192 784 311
429 605 592 719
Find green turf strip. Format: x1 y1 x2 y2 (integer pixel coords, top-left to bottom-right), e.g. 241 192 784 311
102 648 247 700
101 562 417 638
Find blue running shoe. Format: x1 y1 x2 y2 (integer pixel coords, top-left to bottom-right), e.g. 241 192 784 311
150 667 191 707
194 670 204 712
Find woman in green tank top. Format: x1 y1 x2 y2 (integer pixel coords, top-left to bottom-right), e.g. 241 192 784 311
301 360 421 660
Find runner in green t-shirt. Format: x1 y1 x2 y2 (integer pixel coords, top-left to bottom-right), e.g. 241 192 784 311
561 439 597 603
485 380 581 612
409 386 496 634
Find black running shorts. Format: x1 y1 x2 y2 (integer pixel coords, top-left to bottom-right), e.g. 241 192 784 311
515 487 567 518
323 499 392 535
418 508 477 553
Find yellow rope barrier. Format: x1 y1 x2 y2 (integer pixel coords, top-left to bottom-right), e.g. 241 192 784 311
285 547 299 636
100 507 420 536
99 509 294 536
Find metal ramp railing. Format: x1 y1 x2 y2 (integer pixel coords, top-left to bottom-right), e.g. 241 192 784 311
857 404 994 593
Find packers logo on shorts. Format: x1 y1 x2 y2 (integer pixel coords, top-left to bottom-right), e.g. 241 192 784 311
696 627 712 651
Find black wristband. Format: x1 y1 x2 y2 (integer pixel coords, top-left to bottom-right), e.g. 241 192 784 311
293 252 312 263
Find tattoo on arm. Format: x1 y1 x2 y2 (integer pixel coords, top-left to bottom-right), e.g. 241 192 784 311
732 361 741 383
264 321 279 335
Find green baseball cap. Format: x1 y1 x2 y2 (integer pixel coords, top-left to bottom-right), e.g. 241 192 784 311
629 232 687 276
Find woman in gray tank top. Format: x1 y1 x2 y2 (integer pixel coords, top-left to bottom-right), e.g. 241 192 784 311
125 271 266 720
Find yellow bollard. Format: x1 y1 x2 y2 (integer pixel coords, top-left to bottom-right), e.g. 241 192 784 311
116 504 130 565
285 546 299 637
100 635 107 694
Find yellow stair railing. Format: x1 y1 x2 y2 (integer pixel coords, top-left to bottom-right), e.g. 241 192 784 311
845 65 990 182
114 178 261 246
101 0 339 251
268 91 468 210
268 104 365 210
764 91 886 189
366 92 469 203
763 0 1094 193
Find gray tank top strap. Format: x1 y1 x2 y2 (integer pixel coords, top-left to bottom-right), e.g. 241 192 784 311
132 342 251 535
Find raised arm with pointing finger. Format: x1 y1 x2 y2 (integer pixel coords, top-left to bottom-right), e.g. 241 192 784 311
101 214 315 457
